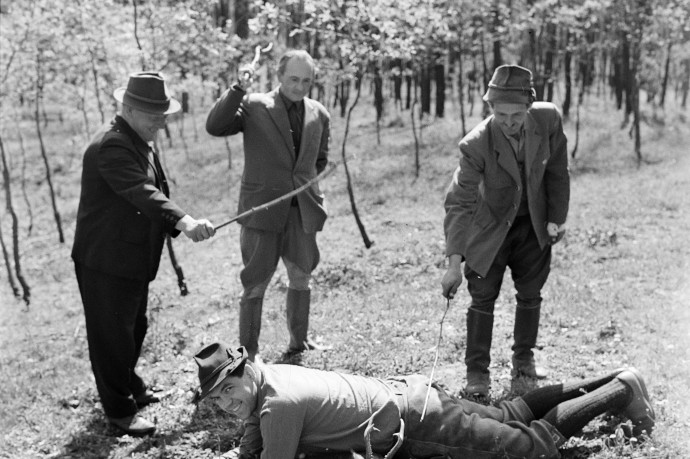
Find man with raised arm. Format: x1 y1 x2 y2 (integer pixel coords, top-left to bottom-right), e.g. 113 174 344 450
206 50 331 364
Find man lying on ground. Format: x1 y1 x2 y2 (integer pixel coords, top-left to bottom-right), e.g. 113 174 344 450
193 342 654 459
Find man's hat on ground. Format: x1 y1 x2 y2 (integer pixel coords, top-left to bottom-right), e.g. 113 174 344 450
483 64 537 105
113 72 181 115
193 342 248 402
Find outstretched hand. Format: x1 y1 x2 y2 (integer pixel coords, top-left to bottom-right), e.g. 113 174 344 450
441 254 464 299
176 215 216 242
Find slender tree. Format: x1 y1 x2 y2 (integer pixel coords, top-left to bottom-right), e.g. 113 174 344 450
0 135 31 305
33 48 64 243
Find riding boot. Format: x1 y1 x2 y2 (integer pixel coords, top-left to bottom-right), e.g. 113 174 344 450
286 288 312 352
239 297 263 362
465 308 494 396
512 302 547 379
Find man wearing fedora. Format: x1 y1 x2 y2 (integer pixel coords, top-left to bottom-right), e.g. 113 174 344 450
72 71 216 435
192 341 654 458
206 50 330 364
441 65 570 397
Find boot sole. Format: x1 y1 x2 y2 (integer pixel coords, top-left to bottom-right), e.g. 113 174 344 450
616 367 655 436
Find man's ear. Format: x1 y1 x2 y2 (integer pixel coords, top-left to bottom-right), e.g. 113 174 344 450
244 361 257 381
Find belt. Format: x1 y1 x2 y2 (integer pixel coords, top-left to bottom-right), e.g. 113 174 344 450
385 379 408 417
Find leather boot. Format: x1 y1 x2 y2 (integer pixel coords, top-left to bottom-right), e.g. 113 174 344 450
286 288 313 352
512 303 547 379
239 297 263 362
465 308 494 396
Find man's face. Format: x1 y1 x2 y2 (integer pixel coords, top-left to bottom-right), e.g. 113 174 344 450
278 57 314 102
491 102 529 137
207 366 258 420
126 107 168 142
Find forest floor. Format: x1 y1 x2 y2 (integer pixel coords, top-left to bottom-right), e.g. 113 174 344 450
1 94 689 458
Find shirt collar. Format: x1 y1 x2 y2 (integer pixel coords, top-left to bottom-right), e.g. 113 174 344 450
279 91 304 111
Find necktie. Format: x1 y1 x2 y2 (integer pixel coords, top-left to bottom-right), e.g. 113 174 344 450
287 102 302 156
150 148 169 197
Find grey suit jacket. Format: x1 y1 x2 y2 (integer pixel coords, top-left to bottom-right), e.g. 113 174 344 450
206 86 330 233
444 102 570 277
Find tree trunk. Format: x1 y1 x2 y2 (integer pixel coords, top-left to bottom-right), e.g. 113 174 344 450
491 0 503 68
480 33 491 118
411 98 420 178
339 79 350 118
420 64 432 116
340 72 373 249
405 64 412 110
562 30 572 119
621 32 633 117
659 41 672 108
88 46 105 124
132 0 146 70
456 49 467 137
681 58 689 108
0 135 31 305
34 53 65 243
393 58 403 113
374 66 384 145
543 23 557 102
0 217 20 298
235 0 250 39
435 62 445 118
12 116 34 235
612 50 624 110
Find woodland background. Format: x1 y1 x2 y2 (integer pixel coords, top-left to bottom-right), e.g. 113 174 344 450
1 0 690 458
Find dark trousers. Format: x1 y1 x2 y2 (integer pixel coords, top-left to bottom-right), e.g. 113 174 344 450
75 262 149 418
465 215 552 313
463 215 551 374
394 375 563 458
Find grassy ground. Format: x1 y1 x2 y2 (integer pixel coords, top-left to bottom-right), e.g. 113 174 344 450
0 94 689 458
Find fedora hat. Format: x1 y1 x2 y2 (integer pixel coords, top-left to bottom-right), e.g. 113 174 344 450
193 342 248 402
483 65 536 104
113 72 181 115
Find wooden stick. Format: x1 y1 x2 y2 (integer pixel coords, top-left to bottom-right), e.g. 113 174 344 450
216 161 338 230
420 298 451 421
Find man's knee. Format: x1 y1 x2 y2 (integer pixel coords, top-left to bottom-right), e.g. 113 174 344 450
242 278 271 299
515 293 542 309
284 259 311 290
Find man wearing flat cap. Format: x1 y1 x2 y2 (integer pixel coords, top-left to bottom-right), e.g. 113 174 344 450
192 341 653 458
72 72 216 435
441 65 570 397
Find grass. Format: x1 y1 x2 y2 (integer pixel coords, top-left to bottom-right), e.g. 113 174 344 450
1 93 689 458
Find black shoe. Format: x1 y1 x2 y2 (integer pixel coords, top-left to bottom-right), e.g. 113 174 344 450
303 338 331 351
134 389 161 408
511 356 548 380
276 349 304 365
108 414 156 436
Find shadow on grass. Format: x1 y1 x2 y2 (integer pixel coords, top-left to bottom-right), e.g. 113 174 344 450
58 401 243 458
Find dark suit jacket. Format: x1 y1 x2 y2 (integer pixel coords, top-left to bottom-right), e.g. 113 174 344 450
206 86 330 233
71 116 186 281
444 102 570 277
